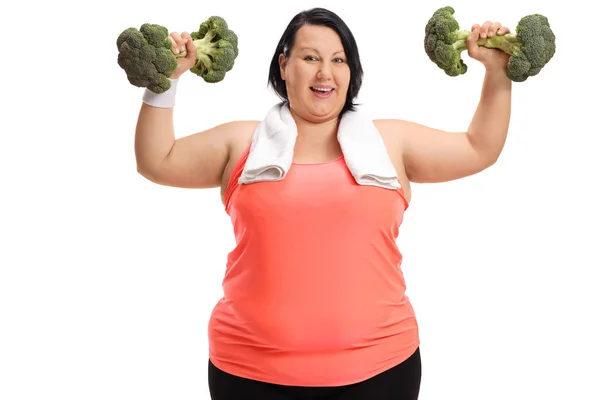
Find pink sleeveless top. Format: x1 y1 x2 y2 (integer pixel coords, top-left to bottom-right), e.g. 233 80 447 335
208 145 420 386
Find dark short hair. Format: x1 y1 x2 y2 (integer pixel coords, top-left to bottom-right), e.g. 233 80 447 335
267 7 364 115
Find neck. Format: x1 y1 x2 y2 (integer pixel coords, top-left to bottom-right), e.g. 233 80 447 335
288 107 342 160
290 107 340 143
297 120 338 144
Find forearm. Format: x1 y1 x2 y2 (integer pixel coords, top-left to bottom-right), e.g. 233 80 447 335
467 68 512 164
134 104 176 178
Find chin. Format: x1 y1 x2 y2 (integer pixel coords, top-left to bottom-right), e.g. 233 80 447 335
289 99 343 122
311 101 343 116
308 108 339 122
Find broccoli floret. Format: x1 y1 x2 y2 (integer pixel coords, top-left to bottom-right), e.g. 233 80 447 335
117 24 177 93
424 6 556 82
187 16 239 83
116 16 239 93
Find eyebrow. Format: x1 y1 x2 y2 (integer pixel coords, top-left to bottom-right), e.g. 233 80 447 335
300 47 345 55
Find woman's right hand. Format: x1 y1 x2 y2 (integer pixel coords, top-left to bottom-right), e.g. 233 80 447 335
168 32 197 79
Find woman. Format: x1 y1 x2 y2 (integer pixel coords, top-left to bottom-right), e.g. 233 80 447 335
135 7 512 400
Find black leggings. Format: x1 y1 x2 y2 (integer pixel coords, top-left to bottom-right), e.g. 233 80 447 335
208 347 421 400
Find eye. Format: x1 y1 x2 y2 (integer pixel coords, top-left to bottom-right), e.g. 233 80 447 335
304 55 318 61
333 57 346 63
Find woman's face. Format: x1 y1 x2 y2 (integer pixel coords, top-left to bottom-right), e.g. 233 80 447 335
279 24 351 123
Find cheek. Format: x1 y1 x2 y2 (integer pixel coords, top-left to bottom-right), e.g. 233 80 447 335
286 67 308 88
336 72 351 91
336 66 351 83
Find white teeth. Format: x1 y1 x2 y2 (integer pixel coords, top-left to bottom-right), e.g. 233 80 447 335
312 87 332 92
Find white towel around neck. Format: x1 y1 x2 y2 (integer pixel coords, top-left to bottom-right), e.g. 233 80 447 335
238 102 400 190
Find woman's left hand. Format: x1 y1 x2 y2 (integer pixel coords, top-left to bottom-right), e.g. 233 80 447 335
467 21 511 73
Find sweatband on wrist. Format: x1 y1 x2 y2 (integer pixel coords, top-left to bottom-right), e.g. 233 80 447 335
142 78 179 108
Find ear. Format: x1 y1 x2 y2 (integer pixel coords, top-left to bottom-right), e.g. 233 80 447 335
278 53 287 80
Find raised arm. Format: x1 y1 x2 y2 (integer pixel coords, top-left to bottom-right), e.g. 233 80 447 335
134 31 251 189
380 21 513 184
135 105 250 188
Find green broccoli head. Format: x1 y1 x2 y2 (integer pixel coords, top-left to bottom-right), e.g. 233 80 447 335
507 14 556 82
187 16 239 83
424 6 471 76
424 6 556 82
116 16 239 92
116 24 178 93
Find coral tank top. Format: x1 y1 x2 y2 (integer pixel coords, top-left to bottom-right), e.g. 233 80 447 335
208 144 420 386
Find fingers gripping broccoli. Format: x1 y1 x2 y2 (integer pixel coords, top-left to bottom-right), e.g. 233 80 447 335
424 6 556 82
116 16 239 93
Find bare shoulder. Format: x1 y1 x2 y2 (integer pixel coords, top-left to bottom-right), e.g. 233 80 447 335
374 118 422 143
222 119 259 179
218 120 259 202
149 119 259 190
225 120 259 152
205 119 259 148
373 119 413 202
217 119 259 159
374 118 492 184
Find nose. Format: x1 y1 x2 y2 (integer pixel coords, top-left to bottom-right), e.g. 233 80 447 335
317 62 332 80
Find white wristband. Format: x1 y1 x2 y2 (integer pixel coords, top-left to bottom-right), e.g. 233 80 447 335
142 78 179 108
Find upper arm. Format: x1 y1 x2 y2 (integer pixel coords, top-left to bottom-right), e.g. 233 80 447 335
147 120 258 189
375 119 495 183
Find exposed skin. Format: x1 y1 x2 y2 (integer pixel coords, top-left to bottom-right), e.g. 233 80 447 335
276 25 351 166
134 21 512 207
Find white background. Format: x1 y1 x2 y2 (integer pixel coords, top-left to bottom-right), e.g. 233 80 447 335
1 0 598 399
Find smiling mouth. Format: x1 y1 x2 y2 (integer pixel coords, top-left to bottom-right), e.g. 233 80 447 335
310 87 334 93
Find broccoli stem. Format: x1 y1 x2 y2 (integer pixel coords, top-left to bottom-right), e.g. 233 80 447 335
174 31 218 62
452 30 472 52
169 32 219 72
453 30 521 55
479 33 520 55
